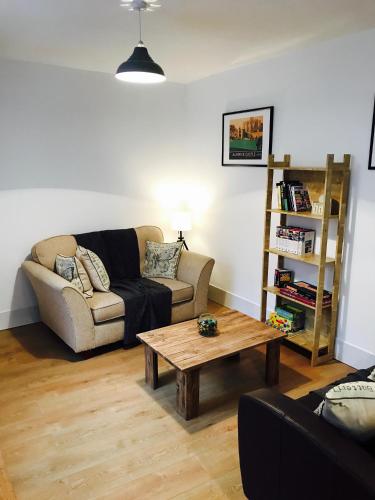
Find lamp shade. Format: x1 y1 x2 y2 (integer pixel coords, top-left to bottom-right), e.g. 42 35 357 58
115 44 166 84
171 211 192 232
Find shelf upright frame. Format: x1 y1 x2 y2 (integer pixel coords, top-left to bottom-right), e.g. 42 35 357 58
261 155 290 323
318 155 350 363
310 155 334 365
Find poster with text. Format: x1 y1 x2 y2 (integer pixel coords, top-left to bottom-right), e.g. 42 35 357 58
222 106 273 167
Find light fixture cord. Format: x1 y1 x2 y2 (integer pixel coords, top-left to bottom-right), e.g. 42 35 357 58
138 9 143 44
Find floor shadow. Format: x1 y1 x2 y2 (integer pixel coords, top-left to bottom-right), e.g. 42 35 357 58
136 348 310 433
6 322 124 362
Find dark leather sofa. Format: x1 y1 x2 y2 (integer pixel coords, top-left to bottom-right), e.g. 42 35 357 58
238 367 375 500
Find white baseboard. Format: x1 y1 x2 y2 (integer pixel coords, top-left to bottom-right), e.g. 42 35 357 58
209 285 374 369
335 339 375 369
0 306 40 331
208 284 262 319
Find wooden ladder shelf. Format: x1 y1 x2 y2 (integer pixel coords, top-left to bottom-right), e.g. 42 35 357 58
261 153 350 366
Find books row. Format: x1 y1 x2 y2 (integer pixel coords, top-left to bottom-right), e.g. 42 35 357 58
276 181 312 212
280 281 332 307
266 304 305 334
276 226 315 256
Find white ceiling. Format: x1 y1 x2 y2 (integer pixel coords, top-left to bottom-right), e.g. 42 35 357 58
1 0 375 83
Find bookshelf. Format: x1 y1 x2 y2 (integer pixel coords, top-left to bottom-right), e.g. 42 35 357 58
261 153 350 366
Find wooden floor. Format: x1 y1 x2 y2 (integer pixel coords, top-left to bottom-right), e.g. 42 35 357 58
0 302 354 500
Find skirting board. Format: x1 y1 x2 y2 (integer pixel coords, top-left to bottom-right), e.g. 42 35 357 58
0 306 40 331
208 284 263 320
208 284 375 370
335 339 375 369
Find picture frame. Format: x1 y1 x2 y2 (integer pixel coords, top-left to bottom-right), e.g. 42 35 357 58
222 106 273 167
369 97 375 170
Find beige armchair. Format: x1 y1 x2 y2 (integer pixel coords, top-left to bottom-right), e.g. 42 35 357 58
22 226 215 353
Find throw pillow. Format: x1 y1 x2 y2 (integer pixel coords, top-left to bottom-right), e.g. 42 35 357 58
142 241 183 279
315 381 375 441
55 255 93 298
368 368 375 382
76 245 110 292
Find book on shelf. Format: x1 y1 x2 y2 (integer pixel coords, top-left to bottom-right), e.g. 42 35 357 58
276 226 315 255
274 268 293 288
275 181 311 212
266 312 293 333
279 281 332 307
275 304 305 330
286 281 331 299
290 185 312 212
266 309 304 334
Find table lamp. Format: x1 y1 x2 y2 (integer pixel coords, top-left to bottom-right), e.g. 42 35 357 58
171 211 192 250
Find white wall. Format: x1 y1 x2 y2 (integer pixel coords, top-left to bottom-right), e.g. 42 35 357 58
2 28 375 368
185 28 375 368
0 59 186 328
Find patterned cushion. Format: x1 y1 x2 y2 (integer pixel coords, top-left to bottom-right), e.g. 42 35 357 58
142 241 183 279
55 255 93 298
76 246 110 292
315 381 375 441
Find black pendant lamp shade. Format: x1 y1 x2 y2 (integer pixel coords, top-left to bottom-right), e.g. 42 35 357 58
116 43 166 83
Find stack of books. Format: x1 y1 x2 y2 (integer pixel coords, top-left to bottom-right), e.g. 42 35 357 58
276 181 312 212
266 304 305 334
279 281 332 307
276 226 315 255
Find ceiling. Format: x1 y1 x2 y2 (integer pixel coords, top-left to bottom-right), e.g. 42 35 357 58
1 0 375 83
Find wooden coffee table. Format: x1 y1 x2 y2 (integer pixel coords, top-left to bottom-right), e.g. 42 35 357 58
137 309 286 420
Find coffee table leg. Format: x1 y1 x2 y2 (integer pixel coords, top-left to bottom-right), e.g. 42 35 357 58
265 340 281 386
176 369 200 420
145 345 158 389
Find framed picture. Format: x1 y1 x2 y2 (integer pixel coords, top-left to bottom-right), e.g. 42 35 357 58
222 106 273 167
369 97 375 170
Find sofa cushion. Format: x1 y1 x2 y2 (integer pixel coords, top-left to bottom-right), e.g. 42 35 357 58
135 226 163 274
310 366 375 399
150 277 194 304
143 241 183 279
315 382 375 442
76 246 110 292
87 292 125 323
32 235 77 271
87 279 193 324
55 255 93 298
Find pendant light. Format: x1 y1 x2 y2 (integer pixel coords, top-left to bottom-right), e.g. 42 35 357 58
116 0 166 84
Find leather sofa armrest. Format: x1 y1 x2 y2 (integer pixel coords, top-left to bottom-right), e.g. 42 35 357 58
22 260 95 352
176 251 215 316
238 388 375 500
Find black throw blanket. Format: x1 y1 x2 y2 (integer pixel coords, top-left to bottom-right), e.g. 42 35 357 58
75 229 172 348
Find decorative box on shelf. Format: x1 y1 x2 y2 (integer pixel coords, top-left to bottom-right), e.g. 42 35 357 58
312 201 324 216
311 195 340 216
